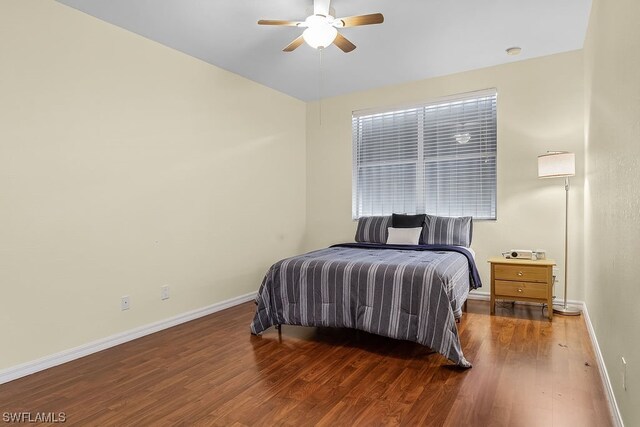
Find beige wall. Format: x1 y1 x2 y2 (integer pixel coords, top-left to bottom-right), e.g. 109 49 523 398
305 51 585 299
584 0 640 424
0 0 306 370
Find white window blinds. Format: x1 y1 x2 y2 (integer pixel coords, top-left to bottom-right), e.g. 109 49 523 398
352 89 497 220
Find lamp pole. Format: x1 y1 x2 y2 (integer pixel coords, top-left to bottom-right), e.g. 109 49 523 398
553 176 580 315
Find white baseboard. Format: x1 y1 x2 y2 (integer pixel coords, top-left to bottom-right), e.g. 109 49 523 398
582 302 625 427
467 291 491 301
0 291 257 385
468 292 623 426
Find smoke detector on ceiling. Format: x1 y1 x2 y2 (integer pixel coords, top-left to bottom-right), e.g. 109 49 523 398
506 47 522 56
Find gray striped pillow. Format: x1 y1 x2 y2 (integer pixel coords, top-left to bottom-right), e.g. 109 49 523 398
422 215 473 247
355 216 391 244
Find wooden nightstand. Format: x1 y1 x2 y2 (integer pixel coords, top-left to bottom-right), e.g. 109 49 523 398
488 257 556 321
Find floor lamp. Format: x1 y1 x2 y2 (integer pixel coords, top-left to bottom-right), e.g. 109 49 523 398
537 151 581 316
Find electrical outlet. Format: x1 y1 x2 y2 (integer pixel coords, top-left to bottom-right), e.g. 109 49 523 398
622 356 627 391
552 266 560 276
161 285 170 301
121 295 130 311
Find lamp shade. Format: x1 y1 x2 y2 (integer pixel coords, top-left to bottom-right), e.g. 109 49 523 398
538 152 575 178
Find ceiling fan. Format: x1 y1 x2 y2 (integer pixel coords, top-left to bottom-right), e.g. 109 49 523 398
258 0 384 53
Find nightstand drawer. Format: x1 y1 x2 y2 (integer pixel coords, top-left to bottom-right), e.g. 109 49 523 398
495 280 548 299
494 265 548 283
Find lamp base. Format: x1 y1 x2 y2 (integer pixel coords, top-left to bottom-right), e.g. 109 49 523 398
553 305 582 316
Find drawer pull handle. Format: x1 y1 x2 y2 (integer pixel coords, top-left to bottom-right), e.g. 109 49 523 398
518 288 523 293
517 271 523 276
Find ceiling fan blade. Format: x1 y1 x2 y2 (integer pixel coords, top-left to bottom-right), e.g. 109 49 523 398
314 0 331 16
333 32 356 53
336 13 384 27
258 19 302 26
283 35 305 52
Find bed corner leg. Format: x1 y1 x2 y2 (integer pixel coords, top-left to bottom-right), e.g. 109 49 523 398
463 300 468 312
275 324 282 337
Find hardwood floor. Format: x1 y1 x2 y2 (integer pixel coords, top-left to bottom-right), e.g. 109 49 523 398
0 300 613 426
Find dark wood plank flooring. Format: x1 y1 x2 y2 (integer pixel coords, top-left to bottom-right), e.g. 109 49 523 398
0 300 613 426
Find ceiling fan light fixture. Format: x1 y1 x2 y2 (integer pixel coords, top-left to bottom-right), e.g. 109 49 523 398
302 22 337 49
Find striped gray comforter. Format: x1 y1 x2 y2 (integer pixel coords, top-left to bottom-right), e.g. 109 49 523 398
250 245 473 367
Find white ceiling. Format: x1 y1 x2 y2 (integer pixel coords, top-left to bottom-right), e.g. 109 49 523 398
56 0 592 101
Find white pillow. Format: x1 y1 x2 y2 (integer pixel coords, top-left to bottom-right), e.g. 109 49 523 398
386 227 422 245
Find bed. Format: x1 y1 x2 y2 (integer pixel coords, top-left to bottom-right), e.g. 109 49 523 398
250 238 481 368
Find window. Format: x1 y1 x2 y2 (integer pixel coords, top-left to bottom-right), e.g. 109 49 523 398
352 89 497 220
